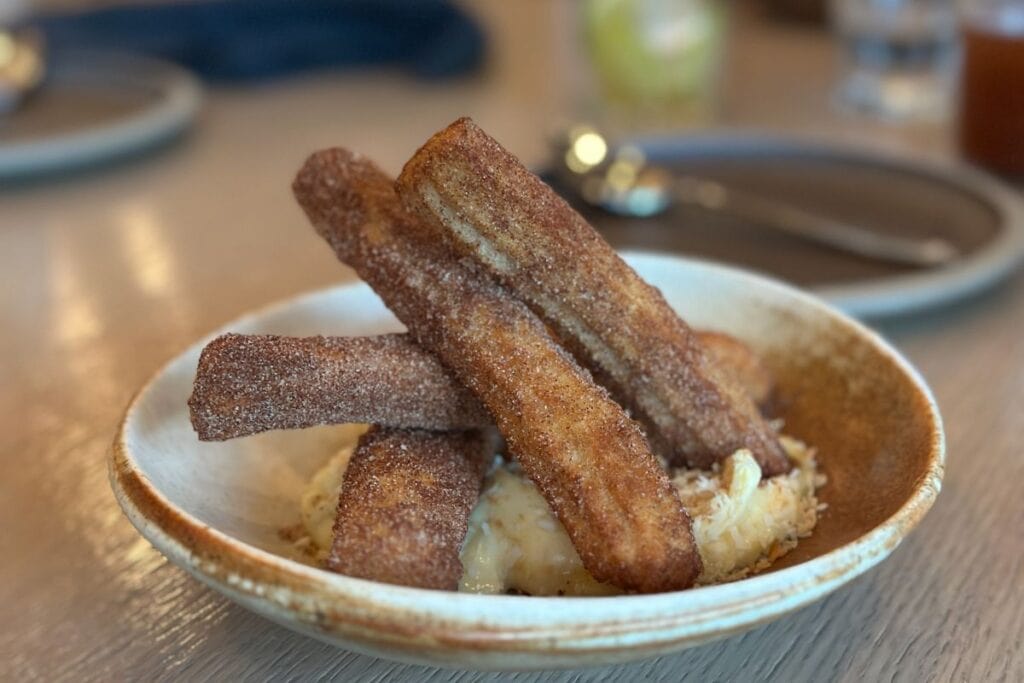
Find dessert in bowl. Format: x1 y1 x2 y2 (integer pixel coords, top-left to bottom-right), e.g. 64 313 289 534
111 119 943 669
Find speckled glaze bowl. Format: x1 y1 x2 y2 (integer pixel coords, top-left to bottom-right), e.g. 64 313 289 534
111 253 944 670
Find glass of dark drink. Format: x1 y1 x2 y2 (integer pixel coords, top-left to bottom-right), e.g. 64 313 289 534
958 4 1024 176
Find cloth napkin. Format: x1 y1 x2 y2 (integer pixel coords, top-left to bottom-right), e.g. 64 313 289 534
37 0 486 82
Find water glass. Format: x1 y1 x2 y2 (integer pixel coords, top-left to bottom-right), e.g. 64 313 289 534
830 0 958 120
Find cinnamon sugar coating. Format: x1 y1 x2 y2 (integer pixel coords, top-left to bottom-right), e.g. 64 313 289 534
189 330 775 442
396 118 788 476
293 149 701 592
188 333 488 441
329 428 494 590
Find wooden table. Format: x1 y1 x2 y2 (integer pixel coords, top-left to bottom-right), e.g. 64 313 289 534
3 4 1020 680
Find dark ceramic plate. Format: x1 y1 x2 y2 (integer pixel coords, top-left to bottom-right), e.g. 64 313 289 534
0 50 201 179
545 134 1024 318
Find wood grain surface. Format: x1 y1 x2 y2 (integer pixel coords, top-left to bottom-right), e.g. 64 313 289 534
1 3 1021 680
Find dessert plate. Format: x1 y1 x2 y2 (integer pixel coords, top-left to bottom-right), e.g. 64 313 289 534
111 253 944 670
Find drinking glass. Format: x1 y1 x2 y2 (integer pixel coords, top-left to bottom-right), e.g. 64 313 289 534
582 0 725 131
830 0 958 120
957 1 1024 175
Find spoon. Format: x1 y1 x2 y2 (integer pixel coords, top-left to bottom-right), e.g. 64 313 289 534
554 125 960 268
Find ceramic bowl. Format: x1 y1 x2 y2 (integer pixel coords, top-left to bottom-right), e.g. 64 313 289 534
110 253 944 670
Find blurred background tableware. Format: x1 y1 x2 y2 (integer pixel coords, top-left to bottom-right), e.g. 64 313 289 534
0 27 44 114
829 0 958 121
0 0 42 114
581 0 725 132
545 131 1024 318
554 124 961 267
1 0 485 180
957 1 1024 176
0 51 200 179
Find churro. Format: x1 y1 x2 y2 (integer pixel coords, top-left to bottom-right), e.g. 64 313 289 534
329 427 494 589
396 118 788 475
293 149 701 592
188 333 488 440
699 331 776 412
190 331 775 441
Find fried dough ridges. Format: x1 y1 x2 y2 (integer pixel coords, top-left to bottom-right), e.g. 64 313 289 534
396 118 789 476
189 331 776 441
329 428 493 589
188 333 488 440
293 149 701 592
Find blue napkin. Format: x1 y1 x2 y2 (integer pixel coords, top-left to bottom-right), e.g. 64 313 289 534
37 0 486 82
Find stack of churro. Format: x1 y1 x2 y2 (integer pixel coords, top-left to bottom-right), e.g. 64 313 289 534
188 118 789 594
